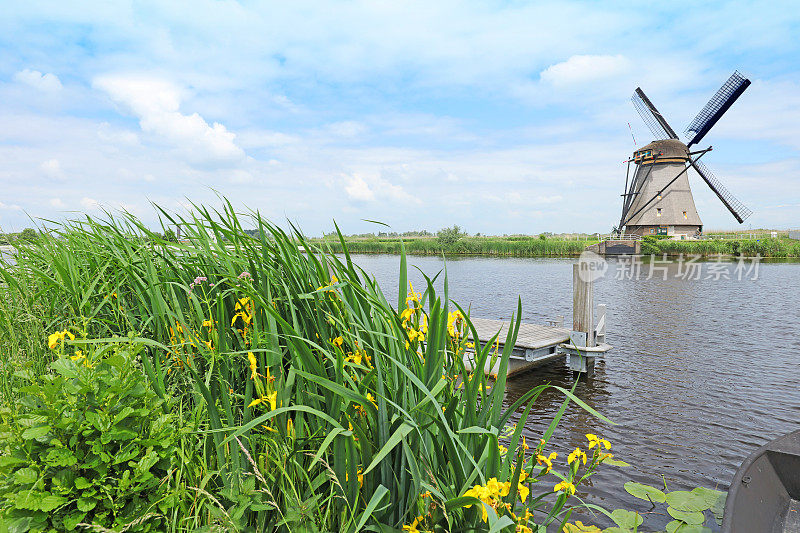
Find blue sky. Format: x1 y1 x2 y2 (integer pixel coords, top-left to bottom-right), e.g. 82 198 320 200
1 1 799 235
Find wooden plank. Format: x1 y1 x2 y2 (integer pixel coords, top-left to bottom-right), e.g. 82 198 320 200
573 263 595 347
469 317 569 350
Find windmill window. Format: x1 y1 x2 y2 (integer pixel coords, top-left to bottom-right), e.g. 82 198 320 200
657 194 662 200
683 211 688 219
656 208 662 217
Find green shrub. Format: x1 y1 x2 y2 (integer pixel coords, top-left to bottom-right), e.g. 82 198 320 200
0 340 178 532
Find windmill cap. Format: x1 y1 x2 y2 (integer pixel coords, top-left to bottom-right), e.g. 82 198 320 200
633 139 689 162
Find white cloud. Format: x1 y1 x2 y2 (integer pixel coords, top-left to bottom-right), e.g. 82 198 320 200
40 159 63 179
81 197 100 209
97 122 140 146
540 55 630 87
0 201 22 210
229 169 254 184
343 173 375 201
49 198 65 208
93 75 245 165
13 69 63 92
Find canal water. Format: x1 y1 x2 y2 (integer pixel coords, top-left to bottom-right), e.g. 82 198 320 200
347 254 800 530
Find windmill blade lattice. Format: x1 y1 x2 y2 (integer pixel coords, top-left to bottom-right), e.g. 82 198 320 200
685 71 751 147
691 159 752 223
632 88 679 141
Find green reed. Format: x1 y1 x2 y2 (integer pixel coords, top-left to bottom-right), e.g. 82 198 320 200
0 200 609 531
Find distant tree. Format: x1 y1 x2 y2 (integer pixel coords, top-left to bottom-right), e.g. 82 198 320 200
437 225 464 246
20 228 37 241
163 228 178 242
539 234 546 240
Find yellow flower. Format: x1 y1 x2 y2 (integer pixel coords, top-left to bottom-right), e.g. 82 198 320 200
202 319 214 329
562 521 603 532
70 350 84 362
332 336 344 348
599 452 614 462
405 283 421 304
536 451 557 474
568 447 587 466
402 515 424 532
498 444 508 455
586 433 611 450
366 392 378 409
47 330 75 349
248 391 277 410
248 352 258 380
554 480 576 495
517 482 530 502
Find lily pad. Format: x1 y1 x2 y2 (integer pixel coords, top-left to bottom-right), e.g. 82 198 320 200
603 457 631 467
624 481 666 503
667 506 705 524
610 509 644 529
665 490 709 512
691 487 727 523
665 521 712 533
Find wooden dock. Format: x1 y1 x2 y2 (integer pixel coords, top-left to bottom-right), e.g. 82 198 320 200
467 318 571 377
465 263 613 378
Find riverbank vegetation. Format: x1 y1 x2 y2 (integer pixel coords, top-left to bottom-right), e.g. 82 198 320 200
314 235 593 257
640 235 800 258
0 203 632 532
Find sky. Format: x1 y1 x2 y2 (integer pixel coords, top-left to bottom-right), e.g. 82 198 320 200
1 0 799 236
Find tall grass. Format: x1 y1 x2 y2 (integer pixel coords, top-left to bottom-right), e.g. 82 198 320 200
317 236 591 256
0 202 609 531
640 236 800 257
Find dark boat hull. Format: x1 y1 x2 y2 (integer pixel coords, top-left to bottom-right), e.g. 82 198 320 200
723 430 800 532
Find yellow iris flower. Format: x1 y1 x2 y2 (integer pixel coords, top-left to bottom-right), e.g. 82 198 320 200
586 433 611 450
536 451 557 474
554 480 576 495
568 447 587 466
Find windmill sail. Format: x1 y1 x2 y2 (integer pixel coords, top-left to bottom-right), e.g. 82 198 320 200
632 88 679 140
690 159 752 224
685 71 751 147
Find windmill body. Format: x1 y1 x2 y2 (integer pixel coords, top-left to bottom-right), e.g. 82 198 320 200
624 139 702 238
618 71 753 238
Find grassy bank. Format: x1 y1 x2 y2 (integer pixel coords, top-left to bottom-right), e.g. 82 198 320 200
0 203 625 532
640 236 800 258
314 236 593 257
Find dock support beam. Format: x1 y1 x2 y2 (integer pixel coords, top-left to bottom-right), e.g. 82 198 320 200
562 262 612 375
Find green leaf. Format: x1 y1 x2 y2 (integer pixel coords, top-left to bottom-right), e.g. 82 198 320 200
362 422 414 475
14 467 39 485
63 511 87 530
610 509 643 529
624 481 666 503
691 487 726 521
44 448 77 467
667 506 705 524
77 496 97 512
602 457 631 467
665 490 709 512
21 425 50 440
39 494 67 512
666 521 712 533
74 477 92 489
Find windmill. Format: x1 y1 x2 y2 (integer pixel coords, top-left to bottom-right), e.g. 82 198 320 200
617 71 752 238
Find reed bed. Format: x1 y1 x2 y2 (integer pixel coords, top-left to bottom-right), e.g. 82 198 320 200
317 237 591 257
0 201 615 532
641 236 800 257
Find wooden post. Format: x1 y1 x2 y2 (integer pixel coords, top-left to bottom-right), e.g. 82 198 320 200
572 263 594 347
